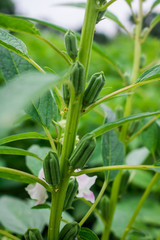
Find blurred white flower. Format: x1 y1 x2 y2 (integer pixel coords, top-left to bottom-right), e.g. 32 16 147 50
25 168 48 205
25 168 97 205
76 173 97 203
58 119 66 128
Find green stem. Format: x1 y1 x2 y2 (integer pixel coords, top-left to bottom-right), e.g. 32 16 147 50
43 127 57 152
105 171 123 240
28 57 45 73
120 0 143 143
0 230 20 240
120 173 160 240
128 114 160 142
99 0 118 11
84 78 160 115
79 180 108 226
72 165 160 176
47 1 99 239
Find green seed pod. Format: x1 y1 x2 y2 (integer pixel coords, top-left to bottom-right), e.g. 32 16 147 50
124 72 130 85
140 27 149 38
128 120 140 136
139 54 146 68
63 178 78 210
43 151 60 186
59 222 80 240
100 195 110 222
116 106 124 120
83 72 105 107
63 83 70 106
69 134 96 169
70 61 85 96
96 10 106 24
24 229 43 240
65 30 78 60
119 171 130 196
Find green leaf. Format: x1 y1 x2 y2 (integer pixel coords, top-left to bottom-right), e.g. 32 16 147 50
0 28 29 58
0 13 40 36
14 16 123 78
25 90 58 127
92 111 160 137
0 71 64 136
141 119 158 153
150 14 160 28
0 167 50 190
0 146 42 161
26 145 50 176
102 108 125 181
0 132 48 145
105 11 127 31
124 0 132 7
0 196 49 234
151 0 160 10
79 227 99 240
126 147 150 165
137 65 160 82
0 45 35 82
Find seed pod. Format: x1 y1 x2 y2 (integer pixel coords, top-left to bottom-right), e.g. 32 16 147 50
119 171 130 196
139 54 146 68
100 195 110 222
83 72 105 107
69 134 96 169
70 61 85 96
59 222 80 240
43 151 60 186
24 229 43 240
116 106 124 120
63 83 70 106
65 30 78 60
63 178 78 210
96 10 106 24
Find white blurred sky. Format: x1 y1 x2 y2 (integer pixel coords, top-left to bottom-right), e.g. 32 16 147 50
12 0 160 37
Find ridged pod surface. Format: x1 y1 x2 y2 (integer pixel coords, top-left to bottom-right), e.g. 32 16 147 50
65 30 78 60
100 195 110 222
63 83 70 106
63 178 78 210
43 151 60 186
70 61 85 96
24 229 43 240
69 134 96 169
83 72 105 107
58 222 80 240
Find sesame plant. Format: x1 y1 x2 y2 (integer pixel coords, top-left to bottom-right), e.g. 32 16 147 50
0 0 160 239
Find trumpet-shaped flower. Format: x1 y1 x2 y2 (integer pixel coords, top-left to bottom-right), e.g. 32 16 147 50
25 168 48 205
25 168 97 205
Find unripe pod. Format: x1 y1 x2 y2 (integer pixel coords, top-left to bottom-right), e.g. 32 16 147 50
59 222 80 240
69 134 96 169
70 61 85 96
63 178 78 210
65 30 78 60
139 54 146 68
63 83 70 106
43 151 60 186
96 10 106 24
119 171 130 196
83 72 105 107
24 229 43 240
100 195 110 222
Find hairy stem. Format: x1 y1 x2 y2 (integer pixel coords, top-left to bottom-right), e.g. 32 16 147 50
48 1 98 239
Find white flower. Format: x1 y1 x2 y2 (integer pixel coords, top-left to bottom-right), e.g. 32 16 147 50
25 168 48 205
76 173 97 203
25 168 97 205
58 119 66 128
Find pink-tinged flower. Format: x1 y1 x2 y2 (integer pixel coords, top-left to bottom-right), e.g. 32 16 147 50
25 168 48 205
76 173 97 203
